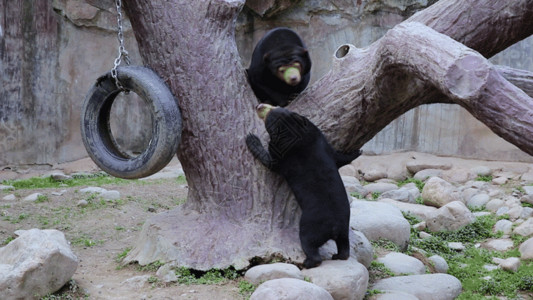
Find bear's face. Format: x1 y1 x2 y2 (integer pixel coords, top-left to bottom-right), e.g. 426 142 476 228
255 104 314 158
263 46 309 86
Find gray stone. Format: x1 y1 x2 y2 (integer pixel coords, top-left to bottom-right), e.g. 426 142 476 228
342 176 367 195
364 182 398 194
521 195 533 205
250 278 333 300
372 274 462 300
0 229 78 299
441 168 475 184
379 198 438 221
77 199 89 207
521 171 533 182
492 176 508 185
421 177 462 208
521 207 533 219
485 199 505 212
428 255 448 273
80 186 107 194
519 237 533 260
350 200 411 249
121 275 151 288
369 291 419 300
339 165 357 177
419 231 432 239
101 190 121 200
51 172 72 181
381 186 417 203
0 185 15 191
302 259 368 300
2 194 16 201
156 263 178 283
492 257 520 272
363 169 388 182
23 192 44 202
377 252 426 275
471 166 492 176
481 239 515 252
513 217 533 236
493 219 513 235
523 186 533 195
448 242 465 251
413 169 442 181
508 206 524 221
406 161 452 174
244 263 303 285
466 193 490 209
426 201 474 232
320 230 373 268
496 206 510 217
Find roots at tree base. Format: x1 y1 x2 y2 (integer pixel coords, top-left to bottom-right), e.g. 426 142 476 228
124 206 373 270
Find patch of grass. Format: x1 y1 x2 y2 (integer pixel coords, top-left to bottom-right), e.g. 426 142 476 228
175 267 241 285
1 236 15 246
115 247 132 263
238 280 257 299
1 173 130 190
5 212 31 224
35 194 49 203
475 175 493 182
368 261 395 282
415 196 424 205
364 289 383 299
433 215 496 244
398 177 425 191
138 260 165 272
371 239 400 252
71 235 103 248
371 192 381 200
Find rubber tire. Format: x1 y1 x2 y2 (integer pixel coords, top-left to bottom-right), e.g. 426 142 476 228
81 66 182 179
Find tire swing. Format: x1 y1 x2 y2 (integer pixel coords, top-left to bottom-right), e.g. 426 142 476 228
80 0 181 179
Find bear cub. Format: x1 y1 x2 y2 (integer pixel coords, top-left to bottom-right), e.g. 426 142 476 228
246 104 361 268
247 27 311 107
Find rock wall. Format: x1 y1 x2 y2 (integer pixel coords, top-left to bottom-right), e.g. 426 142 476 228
0 0 532 167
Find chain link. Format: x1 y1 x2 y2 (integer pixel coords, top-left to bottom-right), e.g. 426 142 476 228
111 0 131 91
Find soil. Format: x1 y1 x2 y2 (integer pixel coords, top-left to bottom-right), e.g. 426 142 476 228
0 158 243 300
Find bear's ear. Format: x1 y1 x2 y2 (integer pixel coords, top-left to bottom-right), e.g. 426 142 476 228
263 52 271 62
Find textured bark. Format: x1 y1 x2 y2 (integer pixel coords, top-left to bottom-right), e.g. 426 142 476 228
123 0 533 270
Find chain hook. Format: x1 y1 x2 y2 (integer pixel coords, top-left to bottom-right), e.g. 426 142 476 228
111 0 131 92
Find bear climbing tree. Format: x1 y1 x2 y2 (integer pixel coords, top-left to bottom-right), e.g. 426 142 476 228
122 0 533 270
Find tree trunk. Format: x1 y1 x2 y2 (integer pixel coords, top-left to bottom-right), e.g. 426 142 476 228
123 0 533 270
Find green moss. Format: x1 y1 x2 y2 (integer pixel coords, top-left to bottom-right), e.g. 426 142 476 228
398 178 425 191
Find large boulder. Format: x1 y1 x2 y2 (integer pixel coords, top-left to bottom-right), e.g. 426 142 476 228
426 201 474 232
250 278 333 300
372 274 462 300
0 229 78 299
421 177 462 208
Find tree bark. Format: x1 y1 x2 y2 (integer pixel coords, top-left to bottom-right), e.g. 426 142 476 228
123 0 533 270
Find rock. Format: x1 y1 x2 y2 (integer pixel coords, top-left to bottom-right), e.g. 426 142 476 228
441 168 475 184
493 219 513 235
485 199 505 212
523 186 533 195
363 169 388 182
101 190 121 201
23 192 44 202
339 164 357 177
428 255 449 273
466 193 490 209
376 252 426 275
0 229 78 299
156 263 178 283
521 195 533 205
364 182 398 194
245 0 300 18
406 161 452 174
0 185 15 191
492 176 508 185
521 171 533 183
492 257 520 272
244 263 303 285
513 217 533 236
301 259 368 300
320 230 373 268
77 199 89 207
508 206 524 221
379 198 437 221
471 166 492 176
519 237 533 259
250 278 333 300
522 207 533 219
481 238 515 252
381 185 418 203
372 274 462 300
80 186 107 194
368 290 420 300
51 172 72 181
421 177 462 208
350 200 411 249
121 275 151 288
2 194 16 201
342 176 367 195
448 242 465 251
413 169 442 181
419 232 432 239
426 201 474 232
51 189 67 196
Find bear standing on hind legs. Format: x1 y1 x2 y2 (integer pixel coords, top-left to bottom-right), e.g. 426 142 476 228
247 28 312 107
246 104 361 268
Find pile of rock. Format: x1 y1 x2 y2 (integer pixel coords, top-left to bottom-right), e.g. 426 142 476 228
246 153 533 299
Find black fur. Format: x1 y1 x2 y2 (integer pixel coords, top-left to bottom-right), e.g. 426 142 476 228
246 107 361 268
247 28 311 107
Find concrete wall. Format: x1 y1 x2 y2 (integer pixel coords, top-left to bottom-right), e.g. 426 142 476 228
0 0 531 168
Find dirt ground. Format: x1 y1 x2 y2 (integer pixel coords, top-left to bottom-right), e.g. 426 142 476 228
0 158 243 300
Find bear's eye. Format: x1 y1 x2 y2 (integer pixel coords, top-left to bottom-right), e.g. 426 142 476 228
278 66 287 73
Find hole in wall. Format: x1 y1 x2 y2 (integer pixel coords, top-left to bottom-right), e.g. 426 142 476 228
335 45 350 58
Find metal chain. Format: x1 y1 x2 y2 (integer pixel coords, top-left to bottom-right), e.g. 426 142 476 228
111 0 131 91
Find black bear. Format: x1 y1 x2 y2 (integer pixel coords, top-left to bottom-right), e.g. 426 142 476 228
247 27 312 107
246 104 361 268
